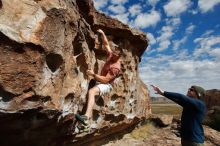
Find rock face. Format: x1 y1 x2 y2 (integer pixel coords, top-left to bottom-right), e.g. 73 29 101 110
204 89 220 131
0 0 150 146
205 89 220 109
150 114 174 127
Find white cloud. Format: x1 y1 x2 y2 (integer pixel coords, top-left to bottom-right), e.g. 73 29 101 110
128 4 142 17
158 26 174 40
194 35 220 58
163 0 192 17
173 37 187 51
209 48 220 61
173 24 195 51
134 10 161 29
202 30 214 37
158 40 171 52
169 60 195 76
156 26 174 52
111 13 129 24
190 10 198 15
147 0 159 7
110 0 128 5
139 24 220 96
175 49 190 60
166 17 181 27
140 54 220 97
94 0 109 10
147 33 156 45
108 5 126 14
186 24 196 34
198 0 220 13
163 18 183 51
216 24 220 28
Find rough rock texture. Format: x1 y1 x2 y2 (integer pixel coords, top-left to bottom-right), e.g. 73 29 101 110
204 106 220 131
150 114 174 127
0 0 150 146
205 89 220 109
203 89 220 131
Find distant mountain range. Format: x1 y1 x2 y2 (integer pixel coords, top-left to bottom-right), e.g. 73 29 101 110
151 89 220 104
150 96 174 103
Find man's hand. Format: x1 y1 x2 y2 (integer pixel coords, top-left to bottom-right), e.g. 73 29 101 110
96 29 111 53
151 85 164 95
97 29 104 34
86 69 95 76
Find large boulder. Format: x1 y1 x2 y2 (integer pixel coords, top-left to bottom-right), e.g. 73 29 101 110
203 89 220 131
204 125 220 146
205 89 220 109
203 106 220 131
0 0 150 145
150 114 174 127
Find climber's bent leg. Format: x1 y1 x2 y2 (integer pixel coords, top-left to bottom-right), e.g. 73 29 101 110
85 86 100 119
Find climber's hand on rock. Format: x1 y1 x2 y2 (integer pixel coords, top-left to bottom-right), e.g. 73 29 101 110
151 85 164 95
86 69 94 76
97 29 104 34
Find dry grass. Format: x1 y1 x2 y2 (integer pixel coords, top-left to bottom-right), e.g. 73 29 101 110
123 121 156 140
124 104 182 140
151 103 182 118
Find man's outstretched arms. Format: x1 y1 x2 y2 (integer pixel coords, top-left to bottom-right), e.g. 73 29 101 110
151 85 205 110
151 85 164 95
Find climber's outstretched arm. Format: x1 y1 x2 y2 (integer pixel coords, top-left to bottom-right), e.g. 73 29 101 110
97 29 112 53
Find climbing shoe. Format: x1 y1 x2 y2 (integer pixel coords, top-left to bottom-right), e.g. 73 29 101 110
75 114 89 126
76 124 90 133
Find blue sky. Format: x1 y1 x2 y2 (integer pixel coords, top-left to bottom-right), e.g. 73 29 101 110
93 0 220 96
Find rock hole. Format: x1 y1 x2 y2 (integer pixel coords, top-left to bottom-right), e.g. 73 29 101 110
73 49 88 77
64 93 74 104
0 86 15 102
92 110 100 121
72 67 79 78
26 95 40 102
46 53 63 72
0 0 2 9
0 32 24 52
26 96 51 103
111 94 118 101
25 43 44 53
33 0 41 3
72 34 91 76
73 34 83 56
41 96 51 102
95 95 104 106
73 43 82 56
104 114 125 123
